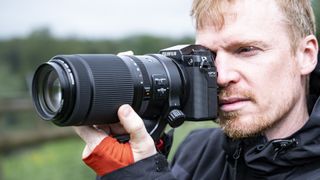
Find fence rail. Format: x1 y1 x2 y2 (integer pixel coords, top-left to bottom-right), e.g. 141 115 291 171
0 98 76 152
0 98 33 113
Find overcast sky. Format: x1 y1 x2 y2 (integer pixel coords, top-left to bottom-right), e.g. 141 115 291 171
0 0 195 39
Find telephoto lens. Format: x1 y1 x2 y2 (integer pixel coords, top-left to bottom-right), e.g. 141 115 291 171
32 53 183 123
32 45 218 139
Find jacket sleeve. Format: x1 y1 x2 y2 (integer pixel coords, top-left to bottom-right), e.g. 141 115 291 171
98 128 218 179
99 153 177 180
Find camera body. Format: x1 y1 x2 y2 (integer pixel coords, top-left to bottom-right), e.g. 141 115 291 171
159 45 218 124
31 44 218 140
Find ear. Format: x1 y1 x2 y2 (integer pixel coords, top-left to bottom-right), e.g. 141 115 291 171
296 35 319 75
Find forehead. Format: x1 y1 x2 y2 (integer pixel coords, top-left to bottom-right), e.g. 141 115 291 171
195 0 288 48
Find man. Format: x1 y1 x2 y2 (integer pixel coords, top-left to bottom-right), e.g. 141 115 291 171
74 0 319 179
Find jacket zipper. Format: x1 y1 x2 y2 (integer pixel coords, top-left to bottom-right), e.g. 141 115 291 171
232 145 242 180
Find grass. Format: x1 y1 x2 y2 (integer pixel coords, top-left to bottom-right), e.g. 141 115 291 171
1 138 95 180
1 121 217 180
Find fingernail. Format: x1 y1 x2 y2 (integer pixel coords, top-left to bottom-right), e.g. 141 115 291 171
121 104 132 117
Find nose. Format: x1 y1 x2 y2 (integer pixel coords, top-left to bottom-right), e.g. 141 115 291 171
215 52 241 88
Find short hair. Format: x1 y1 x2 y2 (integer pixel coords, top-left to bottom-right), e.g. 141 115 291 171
191 0 316 52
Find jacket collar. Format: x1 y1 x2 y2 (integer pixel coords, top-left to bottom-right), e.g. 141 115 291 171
224 97 320 174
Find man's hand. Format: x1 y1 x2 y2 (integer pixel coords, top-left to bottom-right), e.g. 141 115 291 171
116 104 157 162
73 104 157 175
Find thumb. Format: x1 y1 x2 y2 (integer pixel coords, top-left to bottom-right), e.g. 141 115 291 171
117 104 157 161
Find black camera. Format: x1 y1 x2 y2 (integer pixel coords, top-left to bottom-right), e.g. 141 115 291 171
31 44 218 140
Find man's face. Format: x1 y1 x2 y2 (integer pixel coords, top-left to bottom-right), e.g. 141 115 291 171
196 0 304 138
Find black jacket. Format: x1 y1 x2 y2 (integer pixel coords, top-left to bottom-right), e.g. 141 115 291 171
101 99 320 180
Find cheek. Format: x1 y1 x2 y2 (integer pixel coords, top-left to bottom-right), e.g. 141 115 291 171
246 56 297 104
251 61 299 111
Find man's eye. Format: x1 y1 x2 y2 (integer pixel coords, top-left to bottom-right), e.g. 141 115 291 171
236 46 259 56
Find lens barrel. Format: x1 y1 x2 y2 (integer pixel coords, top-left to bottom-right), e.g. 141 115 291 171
32 54 184 126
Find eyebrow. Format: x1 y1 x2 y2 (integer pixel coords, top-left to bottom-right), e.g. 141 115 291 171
223 40 270 50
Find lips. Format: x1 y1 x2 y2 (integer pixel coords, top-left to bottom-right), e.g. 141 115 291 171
219 97 251 111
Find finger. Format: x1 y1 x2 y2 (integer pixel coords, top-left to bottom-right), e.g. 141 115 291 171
73 126 109 158
117 50 134 56
73 126 107 147
117 104 150 143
